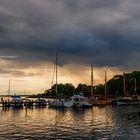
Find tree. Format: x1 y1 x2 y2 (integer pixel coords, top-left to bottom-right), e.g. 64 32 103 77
75 84 91 97
43 71 140 98
63 83 75 97
94 84 104 95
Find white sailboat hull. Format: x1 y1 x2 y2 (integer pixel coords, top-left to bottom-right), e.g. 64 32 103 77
63 101 73 108
117 97 140 105
48 100 63 107
117 100 140 105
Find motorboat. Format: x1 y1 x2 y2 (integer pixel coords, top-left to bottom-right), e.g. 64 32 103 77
34 98 47 107
70 93 92 108
10 95 23 108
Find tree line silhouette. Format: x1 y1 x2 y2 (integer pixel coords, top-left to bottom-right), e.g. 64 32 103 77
44 71 140 98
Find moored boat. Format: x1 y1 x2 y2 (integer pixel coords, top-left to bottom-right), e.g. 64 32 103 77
90 68 112 106
48 52 73 108
90 95 112 105
22 98 33 107
117 96 140 105
117 73 140 105
70 93 92 108
34 98 47 107
10 95 23 108
48 99 73 108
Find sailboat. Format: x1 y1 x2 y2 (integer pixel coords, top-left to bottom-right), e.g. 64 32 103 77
8 79 23 108
90 68 112 105
48 52 73 108
117 73 140 105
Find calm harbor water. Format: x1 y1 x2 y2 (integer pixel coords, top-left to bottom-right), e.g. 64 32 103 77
0 105 140 140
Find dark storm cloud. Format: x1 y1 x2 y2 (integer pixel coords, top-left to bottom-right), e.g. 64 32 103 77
0 0 140 71
0 68 41 77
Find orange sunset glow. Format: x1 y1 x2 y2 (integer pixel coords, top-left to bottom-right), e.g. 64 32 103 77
0 58 122 95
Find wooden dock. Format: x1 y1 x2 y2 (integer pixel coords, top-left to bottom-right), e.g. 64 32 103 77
0 100 48 109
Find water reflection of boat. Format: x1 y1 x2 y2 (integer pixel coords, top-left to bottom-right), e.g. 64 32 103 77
70 93 92 108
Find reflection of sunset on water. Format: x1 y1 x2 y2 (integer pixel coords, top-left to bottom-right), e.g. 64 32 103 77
1 106 139 139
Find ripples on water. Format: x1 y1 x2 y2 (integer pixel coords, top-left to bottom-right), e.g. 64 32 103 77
0 105 140 140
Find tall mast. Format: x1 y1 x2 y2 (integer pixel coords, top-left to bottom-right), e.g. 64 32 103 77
91 65 93 96
8 79 11 101
134 78 137 94
55 51 58 95
123 72 126 97
105 70 107 98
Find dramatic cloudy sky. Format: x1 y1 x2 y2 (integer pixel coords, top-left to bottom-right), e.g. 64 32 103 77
0 0 140 95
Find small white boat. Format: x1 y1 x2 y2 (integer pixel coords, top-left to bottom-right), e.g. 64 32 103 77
48 99 73 108
48 100 63 107
63 100 73 108
70 93 92 108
